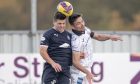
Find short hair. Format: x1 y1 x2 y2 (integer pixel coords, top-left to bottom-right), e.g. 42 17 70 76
68 13 82 25
54 11 66 21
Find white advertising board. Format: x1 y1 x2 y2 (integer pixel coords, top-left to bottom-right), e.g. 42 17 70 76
0 53 140 84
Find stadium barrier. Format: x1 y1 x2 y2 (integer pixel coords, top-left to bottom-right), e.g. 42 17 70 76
0 31 140 53
0 53 140 84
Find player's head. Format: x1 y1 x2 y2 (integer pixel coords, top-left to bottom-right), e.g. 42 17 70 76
53 11 67 30
68 13 85 31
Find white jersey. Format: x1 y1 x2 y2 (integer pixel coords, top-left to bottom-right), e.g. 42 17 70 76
71 27 93 67
70 27 94 84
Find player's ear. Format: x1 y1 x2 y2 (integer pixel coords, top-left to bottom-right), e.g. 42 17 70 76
72 23 76 28
53 20 56 25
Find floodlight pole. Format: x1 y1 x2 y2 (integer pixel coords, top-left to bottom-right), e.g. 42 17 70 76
31 0 37 35
30 0 37 53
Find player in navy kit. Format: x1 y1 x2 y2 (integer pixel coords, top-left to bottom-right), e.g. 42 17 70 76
40 12 72 84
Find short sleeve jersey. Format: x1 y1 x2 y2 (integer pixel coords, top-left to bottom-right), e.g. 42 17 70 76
40 28 72 66
71 27 93 67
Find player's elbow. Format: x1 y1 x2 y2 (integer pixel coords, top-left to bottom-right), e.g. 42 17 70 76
39 47 44 55
39 46 47 59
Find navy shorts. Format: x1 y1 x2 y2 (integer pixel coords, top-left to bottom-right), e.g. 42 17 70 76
42 63 70 84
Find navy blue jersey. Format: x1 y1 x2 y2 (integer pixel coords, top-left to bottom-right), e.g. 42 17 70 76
40 28 72 66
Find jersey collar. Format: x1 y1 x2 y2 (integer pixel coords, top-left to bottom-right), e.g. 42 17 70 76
72 29 85 36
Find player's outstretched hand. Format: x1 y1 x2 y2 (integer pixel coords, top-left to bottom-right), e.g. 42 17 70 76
51 62 62 72
110 35 123 41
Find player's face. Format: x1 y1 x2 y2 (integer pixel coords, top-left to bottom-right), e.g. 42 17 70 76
73 17 85 31
53 19 66 30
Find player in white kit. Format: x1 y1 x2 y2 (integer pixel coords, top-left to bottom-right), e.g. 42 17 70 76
68 13 122 84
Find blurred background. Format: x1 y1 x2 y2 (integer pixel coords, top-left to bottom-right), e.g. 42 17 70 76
0 0 140 30
0 0 140 53
0 1 140 84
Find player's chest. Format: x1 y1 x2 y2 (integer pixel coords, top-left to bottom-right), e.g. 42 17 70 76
79 34 90 44
50 33 70 43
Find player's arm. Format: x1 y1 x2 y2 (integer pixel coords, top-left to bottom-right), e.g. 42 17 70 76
40 45 54 66
40 45 62 72
90 31 122 41
72 51 93 83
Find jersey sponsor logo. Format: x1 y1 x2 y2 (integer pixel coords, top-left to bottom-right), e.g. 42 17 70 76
59 43 70 48
67 35 70 40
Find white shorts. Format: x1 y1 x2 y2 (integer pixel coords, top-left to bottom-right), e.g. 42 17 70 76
70 66 93 84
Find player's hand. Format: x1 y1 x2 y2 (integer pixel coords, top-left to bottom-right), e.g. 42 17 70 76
51 62 62 72
86 72 94 84
110 35 123 41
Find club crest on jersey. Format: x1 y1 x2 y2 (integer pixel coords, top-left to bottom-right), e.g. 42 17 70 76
67 35 70 40
71 36 77 41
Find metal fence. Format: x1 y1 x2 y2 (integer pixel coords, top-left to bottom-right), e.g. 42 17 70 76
0 30 140 53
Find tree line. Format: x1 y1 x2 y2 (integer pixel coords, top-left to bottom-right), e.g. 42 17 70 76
0 0 140 31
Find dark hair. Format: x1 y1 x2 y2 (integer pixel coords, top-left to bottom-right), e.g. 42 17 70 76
54 11 66 21
68 13 82 25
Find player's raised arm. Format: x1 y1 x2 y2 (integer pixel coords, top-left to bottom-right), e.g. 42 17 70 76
91 32 123 41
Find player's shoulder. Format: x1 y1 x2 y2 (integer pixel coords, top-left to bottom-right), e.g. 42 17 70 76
71 31 77 38
43 28 55 36
71 32 79 42
85 27 91 33
44 28 55 33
